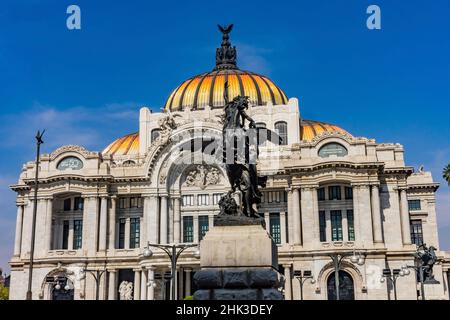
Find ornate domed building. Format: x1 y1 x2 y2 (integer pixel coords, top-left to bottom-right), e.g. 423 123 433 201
8 26 450 300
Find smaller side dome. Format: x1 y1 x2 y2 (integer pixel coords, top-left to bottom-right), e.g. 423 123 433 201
300 120 351 141
103 132 139 156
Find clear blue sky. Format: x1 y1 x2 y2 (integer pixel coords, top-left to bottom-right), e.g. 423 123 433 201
0 0 449 273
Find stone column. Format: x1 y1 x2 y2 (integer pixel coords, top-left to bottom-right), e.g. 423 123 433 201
68 220 74 250
108 270 117 300
178 268 183 299
141 269 148 300
13 205 24 256
399 189 412 245
287 189 294 244
160 196 168 244
352 186 361 243
292 188 301 244
108 196 117 250
264 212 270 233
312 187 320 241
193 215 199 243
283 264 292 300
144 196 160 244
280 211 287 244
99 196 108 251
208 215 214 230
185 269 192 297
325 211 332 241
358 185 374 245
371 185 383 243
147 268 155 300
124 218 131 249
134 270 141 300
342 210 349 241
300 187 317 246
82 196 100 254
44 198 53 252
173 197 181 243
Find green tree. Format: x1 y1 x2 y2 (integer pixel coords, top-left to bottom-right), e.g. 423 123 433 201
0 284 9 300
443 164 450 184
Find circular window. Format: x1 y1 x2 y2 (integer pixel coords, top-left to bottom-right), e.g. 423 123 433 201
57 156 83 170
318 143 348 158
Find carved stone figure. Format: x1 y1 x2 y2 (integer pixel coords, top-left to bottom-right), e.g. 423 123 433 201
416 243 439 283
220 81 267 218
119 281 133 300
157 112 178 144
183 165 221 189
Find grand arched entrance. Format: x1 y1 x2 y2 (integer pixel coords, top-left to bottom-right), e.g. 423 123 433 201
327 270 355 300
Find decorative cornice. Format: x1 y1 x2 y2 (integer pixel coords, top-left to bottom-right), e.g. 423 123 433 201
49 145 98 160
285 161 384 173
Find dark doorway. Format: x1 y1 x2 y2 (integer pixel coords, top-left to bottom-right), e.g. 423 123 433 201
327 270 355 300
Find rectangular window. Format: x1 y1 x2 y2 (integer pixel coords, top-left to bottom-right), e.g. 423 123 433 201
345 187 353 200
130 217 140 248
330 210 343 241
182 195 194 206
118 218 126 249
408 200 421 211
212 193 222 205
74 197 84 211
285 212 289 242
62 220 69 249
319 211 326 242
198 194 209 206
198 215 209 241
119 198 129 209
282 191 287 202
183 216 194 243
269 213 281 244
329 186 342 200
410 220 424 246
63 198 71 211
347 210 355 241
73 220 83 249
317 188 325 201
130 197 139 208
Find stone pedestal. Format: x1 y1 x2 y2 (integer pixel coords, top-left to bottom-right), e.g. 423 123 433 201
193 221 282 300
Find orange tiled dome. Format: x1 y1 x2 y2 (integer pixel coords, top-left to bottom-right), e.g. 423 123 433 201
164 69 288 111
300 120 351 141
102 132 139 156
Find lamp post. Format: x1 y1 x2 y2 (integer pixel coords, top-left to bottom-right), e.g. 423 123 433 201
143 242 200 300
80 265 107 300
380 267 409 300
327 250 365 300
26 130 45 300
293 270 315 300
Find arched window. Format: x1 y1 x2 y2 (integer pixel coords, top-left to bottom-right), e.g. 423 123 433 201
256 122 267 146
318 143 348 157
57 156 83 170
122 160 136 166
274 121 288 145
327 270 354 300
151 129 161 142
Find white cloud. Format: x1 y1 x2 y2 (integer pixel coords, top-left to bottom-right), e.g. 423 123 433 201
234 42 273 75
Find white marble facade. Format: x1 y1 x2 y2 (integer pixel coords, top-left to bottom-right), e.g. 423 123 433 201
8 96 450 301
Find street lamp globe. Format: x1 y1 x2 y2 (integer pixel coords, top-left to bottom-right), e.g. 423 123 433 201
64 284 70 291
310 279 316 284
194 249 201 259
350 255 359 263
404 268 410 275
143 248 153 258
55 283 61 290
357 257 365 266
399 270 405 276
380 277 385 283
